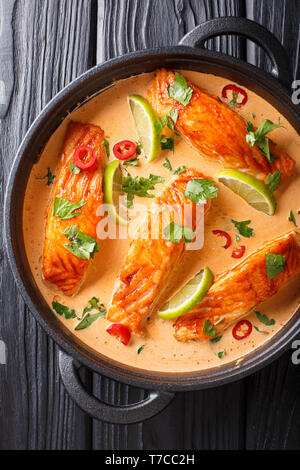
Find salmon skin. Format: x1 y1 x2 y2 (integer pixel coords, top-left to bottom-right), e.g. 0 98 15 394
174 232 300 342
148 69 295 183
42 121 104 296
107 169 212 336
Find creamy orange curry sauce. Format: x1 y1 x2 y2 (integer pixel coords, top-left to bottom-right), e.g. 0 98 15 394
23 71 300 373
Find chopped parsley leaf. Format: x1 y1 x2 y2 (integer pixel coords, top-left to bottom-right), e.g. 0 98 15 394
218 349 226 359
123 158 139 166
288 210 297 227
265 253 285 279
70 162 81 174
202 319 216 338
163 157 173 171
255 311 275 326
173 165 186 176
231 219 254 238
36 167 56 186
163 221 195 244
246 119 281 163
52 301 76 319
167 72 193 106
103 138 110 158
121 173 164 208
185 178 218 205
63 225 100 260
210 335 223 344
266 171 281 193
53 197 86 220
254 325 268 334
137 344 146 355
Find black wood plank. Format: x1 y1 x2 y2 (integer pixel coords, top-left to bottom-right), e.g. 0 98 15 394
0 0 96 450
93 0 246 451
246 0 300 80
244 0 300 450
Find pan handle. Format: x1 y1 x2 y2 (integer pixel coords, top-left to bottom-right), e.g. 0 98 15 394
58 350 174 424
179 17 292 88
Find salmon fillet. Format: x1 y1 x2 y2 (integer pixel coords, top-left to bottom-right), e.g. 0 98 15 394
174 232 300 342
107 169 212 335
42 121 104 295
148 69 295 183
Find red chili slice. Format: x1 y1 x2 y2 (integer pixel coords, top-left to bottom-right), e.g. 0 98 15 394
73 145 97 171
232 320 252 340
231 245 246 259
222 84 248 108
106 323 131 345
212 230 232 249
113 140 137 161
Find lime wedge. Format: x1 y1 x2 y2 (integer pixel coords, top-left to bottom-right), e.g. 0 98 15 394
103 160 128 226
217 169 277 216
128 94 160 162
158 267 214 320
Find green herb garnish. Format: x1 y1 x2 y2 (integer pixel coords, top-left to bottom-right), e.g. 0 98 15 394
288 210 297 227
173 165 186 176
167 72 193 106
218 349 226 359
214 316 225 326
246 119 281 163
155 108 179 135
75 313 103 331
70 162 81 174
265 253 285 279
103 138 110 158
82 297 107 317
202 319 216 338
163 157 173 171
168 107 179 128
155 117 167 135
123 158 139 166
266 171 281 193
136 141 142 155
255 311 275 326
64 225 100 260
53 197 86 220
231 219 254 238
163 221 195 244
160 134 175 153
52 301 76 319
36 167 56 186
230 92 239 108
121 173 164 208
210 335 223 344
137 344 146 355
185 179 218 205
254 325 268 335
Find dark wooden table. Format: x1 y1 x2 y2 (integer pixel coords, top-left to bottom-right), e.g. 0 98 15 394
1 0 300 450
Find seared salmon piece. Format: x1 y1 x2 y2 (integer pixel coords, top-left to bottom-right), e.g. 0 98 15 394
148 69 295 183
174 232 300 342
107 169 212 336
42 121 104 295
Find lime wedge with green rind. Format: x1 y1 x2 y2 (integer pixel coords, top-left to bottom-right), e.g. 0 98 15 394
128 94 160 162
217 169 277 216
103 160 128 226
158 267 214 320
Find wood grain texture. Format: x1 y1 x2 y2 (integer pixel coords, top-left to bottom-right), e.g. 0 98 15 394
246 0 300 80
0 0 95 450
244 0 300 450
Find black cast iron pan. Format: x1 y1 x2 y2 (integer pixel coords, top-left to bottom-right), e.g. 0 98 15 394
4 18 300 424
